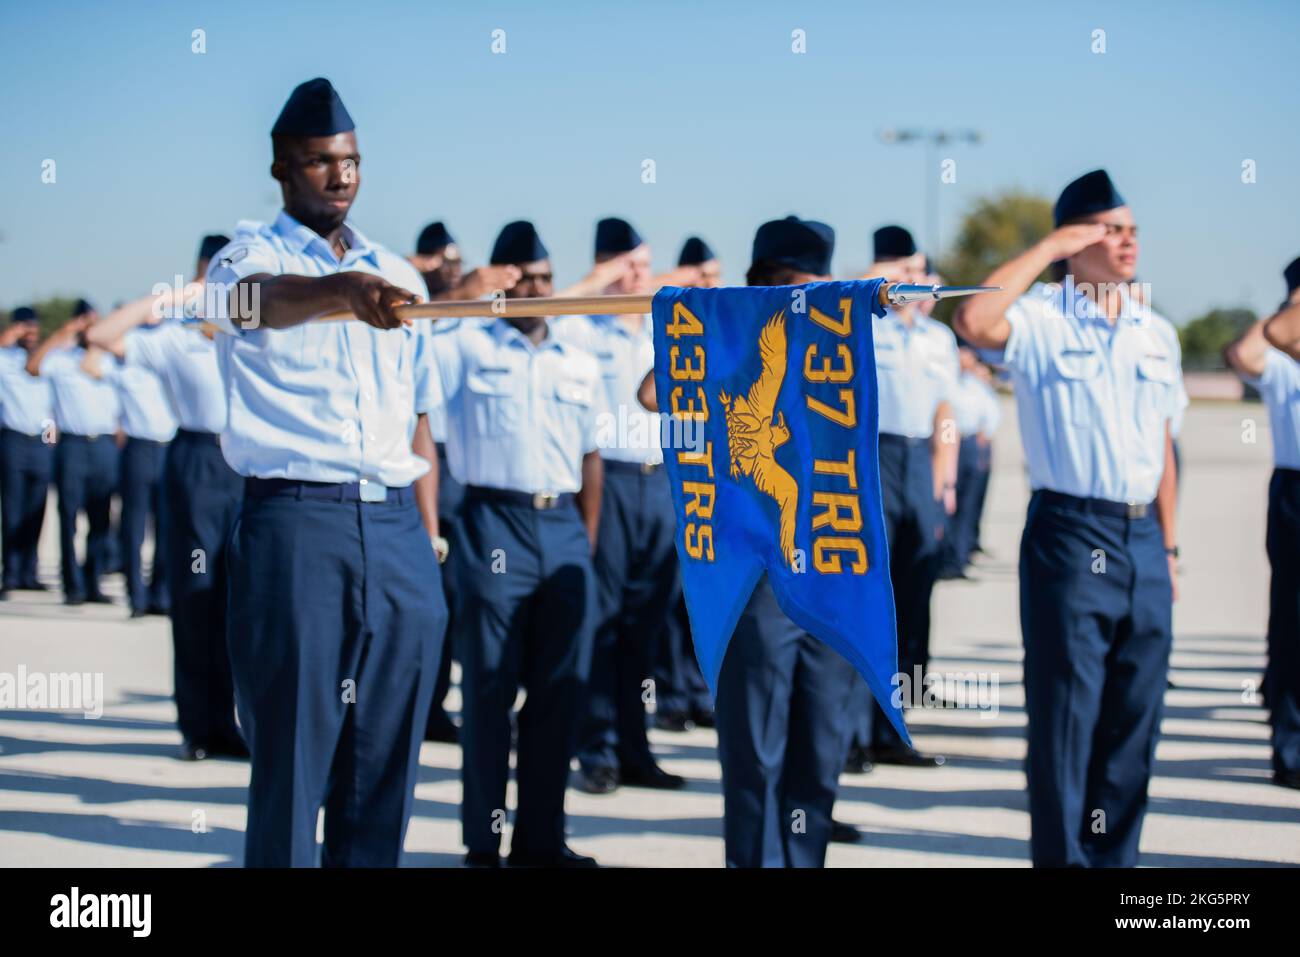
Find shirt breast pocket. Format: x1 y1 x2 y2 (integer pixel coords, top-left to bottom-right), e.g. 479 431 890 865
1136 354 1175 424
875 344 901 370
552 377 595 443
1052 351 1103 429
465 368 519 437
265 326 324 371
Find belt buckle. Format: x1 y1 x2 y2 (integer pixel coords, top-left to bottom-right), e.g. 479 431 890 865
359 478 388 503
533 491 558 510
1125 501 1146 520
640 461 658 475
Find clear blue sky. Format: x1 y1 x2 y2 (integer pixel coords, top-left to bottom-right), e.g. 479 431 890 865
2 0 1297 322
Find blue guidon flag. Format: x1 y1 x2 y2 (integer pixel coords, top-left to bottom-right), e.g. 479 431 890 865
651 278 908 742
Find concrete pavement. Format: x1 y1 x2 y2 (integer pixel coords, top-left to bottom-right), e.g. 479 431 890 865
1 398 1297 867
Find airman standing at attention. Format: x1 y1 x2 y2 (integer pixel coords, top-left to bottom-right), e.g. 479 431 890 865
956 169 1184 866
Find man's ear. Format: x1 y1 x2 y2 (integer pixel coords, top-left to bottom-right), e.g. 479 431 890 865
270 160 287 183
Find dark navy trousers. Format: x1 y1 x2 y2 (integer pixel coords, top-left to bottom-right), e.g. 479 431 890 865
1019 491 1172 867
451 491 595 858
119 437 169 613
53 434 119 600
227 479 446 868
654 594 713 716
578 462 679 774
1265 468 1300 775
968 443 993 555
165 430 243 751
425 442 463 736
715 576 858 867
941 435 990 574
850 433 944 752
1 428 53 589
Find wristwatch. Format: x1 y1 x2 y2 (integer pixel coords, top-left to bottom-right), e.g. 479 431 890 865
1164 545 1179 559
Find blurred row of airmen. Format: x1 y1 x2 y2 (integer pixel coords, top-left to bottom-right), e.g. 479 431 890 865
2 77 1295 869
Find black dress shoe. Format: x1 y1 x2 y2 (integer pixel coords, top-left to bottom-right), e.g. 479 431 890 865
620 764 685 790
210 736 250 759
830 820 861 843
129 607 148 619
63 595 85 607
464 851 502 868
424 715 460 744
20 581 48 591
869 747 945 767
177 741 210 761
0 589 9 601
653 711 694 733
146 603 170 616
578 767 619 794
690 707 716 729
507 845 598 868
85 593 114 604
1273 770 1300 791
843 746 874 775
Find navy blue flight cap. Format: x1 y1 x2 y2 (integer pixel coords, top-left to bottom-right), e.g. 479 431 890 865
1284 256 1300 295
198 234 230 263
9 305 38 325
490 221 549 265
873 225 917 260
678 236 716 266
1054 169 1126 226
416 222 455 255
271 78 355 138
72 298 96 317
594 217 644 256
751 216 835 276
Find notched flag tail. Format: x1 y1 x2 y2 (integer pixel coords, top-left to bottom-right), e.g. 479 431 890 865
652 279 909 743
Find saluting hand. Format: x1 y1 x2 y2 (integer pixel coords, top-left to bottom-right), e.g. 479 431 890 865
336 272 422 330
458 265 521 300
1044 223 1108 261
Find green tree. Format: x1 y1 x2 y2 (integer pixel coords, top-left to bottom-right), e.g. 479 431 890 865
932 190 1054 324
1178 308 1256 371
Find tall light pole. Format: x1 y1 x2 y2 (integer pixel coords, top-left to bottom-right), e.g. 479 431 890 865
879 128 982 259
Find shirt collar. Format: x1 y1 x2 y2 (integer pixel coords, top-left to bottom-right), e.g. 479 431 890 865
490 316 564 353
590 313 650 338
273 210 377 266
1060 281 1150 329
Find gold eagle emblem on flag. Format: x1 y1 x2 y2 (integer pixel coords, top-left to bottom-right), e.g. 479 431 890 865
719 312 799 569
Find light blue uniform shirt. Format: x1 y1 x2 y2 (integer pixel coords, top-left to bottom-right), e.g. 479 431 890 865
551 313 660 465
428 317 602 494
0 347 55 436
1246 349 1300 470
999 281 1184 504
204 211 434 490
124 321 228 434
96 354 178 442
952 371 1001 437
873 310 960 439
40 347 121 437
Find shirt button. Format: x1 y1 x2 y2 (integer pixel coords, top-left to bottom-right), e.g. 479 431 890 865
359 478 369 486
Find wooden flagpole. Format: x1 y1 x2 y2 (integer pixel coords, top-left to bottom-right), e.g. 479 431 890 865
315 293 654 323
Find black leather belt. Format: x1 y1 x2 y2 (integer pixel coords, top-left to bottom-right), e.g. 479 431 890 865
245 477 413 504
174 428 221 446
603 459 663 476
1037 489 1151 520
465 485 575 510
